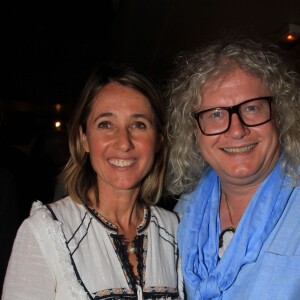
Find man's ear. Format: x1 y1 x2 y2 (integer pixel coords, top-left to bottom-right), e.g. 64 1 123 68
80 126 90 153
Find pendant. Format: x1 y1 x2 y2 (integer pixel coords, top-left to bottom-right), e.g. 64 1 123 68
127 242 136 254
219 227 235 259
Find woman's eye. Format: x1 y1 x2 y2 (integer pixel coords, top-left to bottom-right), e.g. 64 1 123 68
132 121 147 129
97 121 111 128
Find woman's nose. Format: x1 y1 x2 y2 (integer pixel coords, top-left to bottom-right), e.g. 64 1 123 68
114 128 134 151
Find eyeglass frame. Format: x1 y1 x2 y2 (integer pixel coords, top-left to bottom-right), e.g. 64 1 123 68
193 96 274 136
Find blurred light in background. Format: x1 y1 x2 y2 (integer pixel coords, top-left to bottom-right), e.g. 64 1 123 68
54 121 62 129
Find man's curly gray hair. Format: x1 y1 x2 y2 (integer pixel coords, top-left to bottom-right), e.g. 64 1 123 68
166 37 300 196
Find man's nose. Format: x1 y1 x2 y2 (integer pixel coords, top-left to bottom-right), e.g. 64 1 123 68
225 112 249 138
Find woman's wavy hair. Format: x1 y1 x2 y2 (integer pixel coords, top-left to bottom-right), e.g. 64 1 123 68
166 37 300 196
61 63 167 207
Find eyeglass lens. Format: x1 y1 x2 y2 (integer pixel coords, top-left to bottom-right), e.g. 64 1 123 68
196 97 272 135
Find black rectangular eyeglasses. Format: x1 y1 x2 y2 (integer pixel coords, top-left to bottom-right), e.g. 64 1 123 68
193 96 273 136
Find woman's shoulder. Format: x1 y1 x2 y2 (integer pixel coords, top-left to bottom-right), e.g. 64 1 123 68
16 200 67 241
47 196 81 211
150 205 180 226
21 197 90 245
151 205 178 216
28 196 85 225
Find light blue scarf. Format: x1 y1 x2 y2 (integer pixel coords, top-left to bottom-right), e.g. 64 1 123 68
178 159 294 299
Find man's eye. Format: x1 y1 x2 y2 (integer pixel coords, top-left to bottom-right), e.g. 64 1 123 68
205 110 224 119
212 111 223 118
97 121 111 128
245 105 258 112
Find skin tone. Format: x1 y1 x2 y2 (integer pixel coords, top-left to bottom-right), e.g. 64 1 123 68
196 68 281 230
80 82 162 276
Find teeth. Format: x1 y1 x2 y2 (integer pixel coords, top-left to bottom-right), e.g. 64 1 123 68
109 159 135 167
223 144 256 153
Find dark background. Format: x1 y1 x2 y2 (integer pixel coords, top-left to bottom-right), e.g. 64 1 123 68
1 0 300 120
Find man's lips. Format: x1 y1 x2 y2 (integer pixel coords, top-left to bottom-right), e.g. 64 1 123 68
222 143 257 154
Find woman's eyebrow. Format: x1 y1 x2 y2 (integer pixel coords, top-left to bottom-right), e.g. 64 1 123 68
93 112 113 124
92 112 153 124
132 113 154 124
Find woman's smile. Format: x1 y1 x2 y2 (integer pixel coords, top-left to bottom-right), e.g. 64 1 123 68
108 158 137 168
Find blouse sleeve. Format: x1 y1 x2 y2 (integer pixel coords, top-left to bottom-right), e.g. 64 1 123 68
2 219 56 300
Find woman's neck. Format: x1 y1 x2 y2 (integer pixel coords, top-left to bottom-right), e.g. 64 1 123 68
89 188 144 240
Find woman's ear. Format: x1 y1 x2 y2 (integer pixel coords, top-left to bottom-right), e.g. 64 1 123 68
80 126 90 153
155 134 164 153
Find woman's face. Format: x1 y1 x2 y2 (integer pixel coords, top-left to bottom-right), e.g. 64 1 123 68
81 82 161 194
195 68 280 187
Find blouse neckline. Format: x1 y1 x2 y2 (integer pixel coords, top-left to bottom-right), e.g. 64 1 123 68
85 205 151 234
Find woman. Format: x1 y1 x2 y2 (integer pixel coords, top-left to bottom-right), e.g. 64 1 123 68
2 64 183 299
166 38 300 299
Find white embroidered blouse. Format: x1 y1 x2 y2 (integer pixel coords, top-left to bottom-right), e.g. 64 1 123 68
2 197 184 300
